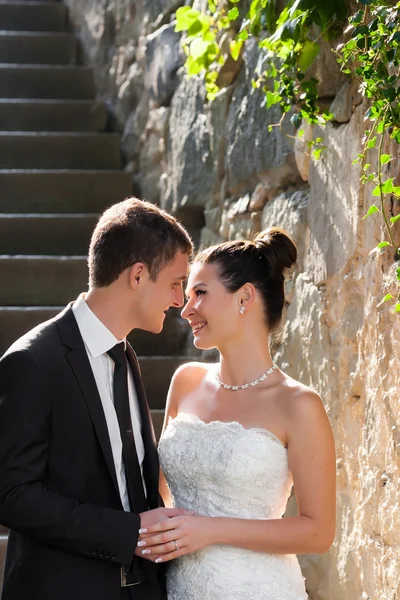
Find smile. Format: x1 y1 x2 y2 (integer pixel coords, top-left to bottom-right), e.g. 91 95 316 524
192 322 207 333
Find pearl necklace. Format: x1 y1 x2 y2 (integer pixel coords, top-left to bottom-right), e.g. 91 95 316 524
215 364 278 391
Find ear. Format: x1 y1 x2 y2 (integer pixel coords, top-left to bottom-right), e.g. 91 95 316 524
128 262 147 290
239 283 256 310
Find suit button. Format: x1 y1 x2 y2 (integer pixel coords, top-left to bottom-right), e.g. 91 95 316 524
92 548 99 557
104 552 110 560
110 553 116 561
99 550 105 558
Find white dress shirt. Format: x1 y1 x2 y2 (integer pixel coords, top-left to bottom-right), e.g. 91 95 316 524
72 294 146 512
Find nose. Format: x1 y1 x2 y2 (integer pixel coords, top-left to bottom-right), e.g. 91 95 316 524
172 285 185 309
180 298 194 320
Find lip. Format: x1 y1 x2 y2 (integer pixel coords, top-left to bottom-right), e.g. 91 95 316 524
190 321 207 334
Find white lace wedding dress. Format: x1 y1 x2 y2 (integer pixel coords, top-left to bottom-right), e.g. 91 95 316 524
158 412 308 600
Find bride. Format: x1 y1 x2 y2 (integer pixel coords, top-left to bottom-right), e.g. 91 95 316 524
137 227 336 599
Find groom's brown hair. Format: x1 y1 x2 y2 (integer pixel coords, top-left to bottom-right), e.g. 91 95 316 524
88 197 193 287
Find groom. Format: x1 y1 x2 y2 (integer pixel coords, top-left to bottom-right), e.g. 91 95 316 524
0 198 193 600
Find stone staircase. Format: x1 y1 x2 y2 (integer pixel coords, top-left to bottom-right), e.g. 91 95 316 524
0 0 191 586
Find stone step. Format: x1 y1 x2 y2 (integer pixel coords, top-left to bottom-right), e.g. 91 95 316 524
0 306 189 357
0 1 68 32
138 356 191 410
0 306 61 353
0 213 98 254
150 409 164 441
0 255 88 305
0 65 95 99
0 100 107 132
0 170 132 213
0 31 77 64
0 133 121 170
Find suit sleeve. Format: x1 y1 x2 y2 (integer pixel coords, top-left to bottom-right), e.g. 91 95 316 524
0 349 141 565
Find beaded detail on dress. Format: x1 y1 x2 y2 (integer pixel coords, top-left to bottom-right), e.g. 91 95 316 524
158 412 308 600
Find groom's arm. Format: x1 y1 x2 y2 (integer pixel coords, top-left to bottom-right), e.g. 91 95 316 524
0 348 141 565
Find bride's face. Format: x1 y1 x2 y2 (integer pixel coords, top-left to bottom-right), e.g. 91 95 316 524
181 262 242 350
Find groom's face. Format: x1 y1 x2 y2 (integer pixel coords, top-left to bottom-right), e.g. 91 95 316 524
135 251 189 333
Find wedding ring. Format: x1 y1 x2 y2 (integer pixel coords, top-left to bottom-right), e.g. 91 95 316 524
174 540 179 551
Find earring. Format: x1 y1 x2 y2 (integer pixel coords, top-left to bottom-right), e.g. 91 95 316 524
239 306 245 315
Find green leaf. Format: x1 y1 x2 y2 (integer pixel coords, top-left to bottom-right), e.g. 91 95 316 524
298 40 320 72
237 29 249 42
383 294 394 302
230 40 243 61
390 214 400 225
366 137 376 149
362 205 380 219
382 178 395 194
395 303 400 313
175 7 201 32
228 7 239 20
396 267 400 281
312 148 323 160
380 154 391 165
372 185 381 197
377 241 391 249
187 20 203 36
290 113 302 128
189 38 211 61
266 91 281 109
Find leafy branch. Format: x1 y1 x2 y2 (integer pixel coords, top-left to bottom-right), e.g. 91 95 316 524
175 0 400 313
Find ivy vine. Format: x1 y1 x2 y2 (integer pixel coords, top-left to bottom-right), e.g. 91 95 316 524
175 0 400 313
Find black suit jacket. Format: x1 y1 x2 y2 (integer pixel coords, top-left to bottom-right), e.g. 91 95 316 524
0 305 166 600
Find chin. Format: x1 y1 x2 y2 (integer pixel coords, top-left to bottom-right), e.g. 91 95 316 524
193 336 215 351
141 319 164 335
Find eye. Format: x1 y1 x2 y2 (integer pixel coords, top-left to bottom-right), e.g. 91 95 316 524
195 289 206 297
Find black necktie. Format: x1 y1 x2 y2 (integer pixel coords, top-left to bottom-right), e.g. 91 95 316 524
107 342 148 514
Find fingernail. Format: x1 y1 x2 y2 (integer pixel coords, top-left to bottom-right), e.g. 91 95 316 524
155 558 163 563
141 549 151 555
139 528 148 534
137 541 146 547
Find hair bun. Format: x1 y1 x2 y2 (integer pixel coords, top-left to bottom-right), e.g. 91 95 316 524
253 227 297 280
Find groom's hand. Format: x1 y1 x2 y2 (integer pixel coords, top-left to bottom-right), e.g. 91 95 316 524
135 508 194 561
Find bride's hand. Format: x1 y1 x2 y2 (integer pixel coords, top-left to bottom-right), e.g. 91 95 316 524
137 515 214 562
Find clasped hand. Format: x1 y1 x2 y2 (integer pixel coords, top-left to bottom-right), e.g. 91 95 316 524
137 513 213 563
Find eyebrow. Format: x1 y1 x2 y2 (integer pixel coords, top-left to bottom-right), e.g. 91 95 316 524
185 282 207 295
174 275 188 282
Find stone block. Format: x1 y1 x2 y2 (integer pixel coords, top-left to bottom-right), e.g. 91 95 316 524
262 188 309 270
144 23 184 107
306 105 364 283
225 39 294 196
161 76 214 215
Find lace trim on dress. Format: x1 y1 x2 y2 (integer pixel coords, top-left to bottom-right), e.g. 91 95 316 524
170 412 287 449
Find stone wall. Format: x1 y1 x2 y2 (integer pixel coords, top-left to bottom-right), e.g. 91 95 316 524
64 2 400 598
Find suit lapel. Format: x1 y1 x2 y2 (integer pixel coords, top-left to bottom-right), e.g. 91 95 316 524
56 307 121 501
126 343 160 510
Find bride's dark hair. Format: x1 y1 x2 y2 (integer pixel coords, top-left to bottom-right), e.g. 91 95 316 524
194 227 297 331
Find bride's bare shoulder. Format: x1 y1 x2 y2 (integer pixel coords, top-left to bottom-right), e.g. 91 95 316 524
173 361 215 389
166 362 215 416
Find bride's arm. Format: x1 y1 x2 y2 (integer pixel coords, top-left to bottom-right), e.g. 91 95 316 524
211 390 336 554
157 368 180 508
140 390 336 559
